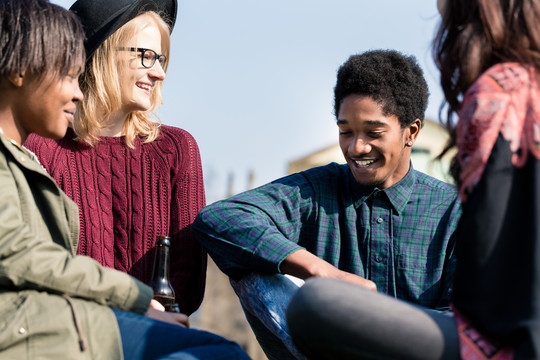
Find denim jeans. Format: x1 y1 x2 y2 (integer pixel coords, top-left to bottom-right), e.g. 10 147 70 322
112 309 250 360
230 273 307 360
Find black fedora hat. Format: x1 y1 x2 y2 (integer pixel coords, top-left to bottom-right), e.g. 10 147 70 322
70 0 177 59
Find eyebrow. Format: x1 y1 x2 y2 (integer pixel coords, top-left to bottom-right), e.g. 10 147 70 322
336 119 388 127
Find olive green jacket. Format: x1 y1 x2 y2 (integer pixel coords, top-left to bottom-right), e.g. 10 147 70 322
0 133 153 359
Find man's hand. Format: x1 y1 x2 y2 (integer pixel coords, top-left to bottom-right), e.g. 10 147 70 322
327 267 377 291
281 249 377 291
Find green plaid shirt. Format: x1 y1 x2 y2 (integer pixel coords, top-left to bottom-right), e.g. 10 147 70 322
193 163 461 311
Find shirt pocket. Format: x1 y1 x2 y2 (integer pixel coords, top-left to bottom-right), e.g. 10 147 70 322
396 254 445 308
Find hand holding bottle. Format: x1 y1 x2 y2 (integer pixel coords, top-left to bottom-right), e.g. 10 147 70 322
149 298 166 311
146 304 190 327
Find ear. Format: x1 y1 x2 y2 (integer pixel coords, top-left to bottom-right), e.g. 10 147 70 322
405 118 422 146
7 72 24 87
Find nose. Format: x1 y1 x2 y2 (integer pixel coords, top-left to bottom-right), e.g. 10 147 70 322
350 136 372 155
73 80 84 102
148 61 166 81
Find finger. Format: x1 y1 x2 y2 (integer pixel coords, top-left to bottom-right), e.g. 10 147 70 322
171 313 190 327
149 299 166 311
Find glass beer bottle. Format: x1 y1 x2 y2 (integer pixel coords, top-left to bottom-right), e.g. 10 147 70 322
150 235 181 313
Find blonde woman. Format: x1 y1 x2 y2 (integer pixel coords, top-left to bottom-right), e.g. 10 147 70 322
25 0 206 317
0 0 248 358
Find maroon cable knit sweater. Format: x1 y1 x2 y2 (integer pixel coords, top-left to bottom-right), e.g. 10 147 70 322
24 125 207 315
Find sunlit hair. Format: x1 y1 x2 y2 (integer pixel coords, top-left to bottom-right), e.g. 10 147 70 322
433 0 540 181
0 0 85 81
74 11 171 148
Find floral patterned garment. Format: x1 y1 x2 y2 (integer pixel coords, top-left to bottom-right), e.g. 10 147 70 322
457 63 540 201
453 63 540 359
453 306 514 360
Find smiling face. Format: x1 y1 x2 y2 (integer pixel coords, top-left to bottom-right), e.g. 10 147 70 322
15 69 83 141
117 20 166 116
338 94 420 189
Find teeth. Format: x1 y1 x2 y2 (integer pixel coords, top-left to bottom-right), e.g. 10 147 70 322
355 159 375 167
137 83 152 91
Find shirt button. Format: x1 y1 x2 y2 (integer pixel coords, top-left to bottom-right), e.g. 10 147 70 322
20 156 26 162
376 217 383 224
375 256 383 262
18 327 26 335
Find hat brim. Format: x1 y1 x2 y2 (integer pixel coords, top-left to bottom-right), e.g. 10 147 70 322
70 0 177 60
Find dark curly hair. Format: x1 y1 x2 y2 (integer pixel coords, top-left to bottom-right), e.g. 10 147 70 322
334 49 429 128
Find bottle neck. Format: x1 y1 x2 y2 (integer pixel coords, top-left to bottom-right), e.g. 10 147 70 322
153 245 169 280
151 236 171 282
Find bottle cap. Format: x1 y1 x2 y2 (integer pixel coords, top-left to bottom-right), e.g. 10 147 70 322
156 235 171 246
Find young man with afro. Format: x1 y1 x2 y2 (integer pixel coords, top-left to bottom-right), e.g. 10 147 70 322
193 49 461 360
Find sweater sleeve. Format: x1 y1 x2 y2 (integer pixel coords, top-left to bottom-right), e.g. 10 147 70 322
166 127 207 315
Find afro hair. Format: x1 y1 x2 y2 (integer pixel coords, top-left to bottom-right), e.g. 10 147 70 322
334 49 429 128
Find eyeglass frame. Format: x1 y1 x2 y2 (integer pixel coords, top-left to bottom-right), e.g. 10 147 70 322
116 47 167 69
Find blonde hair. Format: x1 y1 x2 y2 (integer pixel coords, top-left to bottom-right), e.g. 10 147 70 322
74 11 171 148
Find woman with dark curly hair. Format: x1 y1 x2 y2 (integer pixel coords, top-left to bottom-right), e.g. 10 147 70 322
288 0 540 359
435 0 540 358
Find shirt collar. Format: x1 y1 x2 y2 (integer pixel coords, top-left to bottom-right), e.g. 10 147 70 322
351 163 416 215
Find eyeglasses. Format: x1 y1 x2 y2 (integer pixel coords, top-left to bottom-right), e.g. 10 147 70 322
117 47 166 68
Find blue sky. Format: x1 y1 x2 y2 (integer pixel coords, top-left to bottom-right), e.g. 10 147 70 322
53 0 443 203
